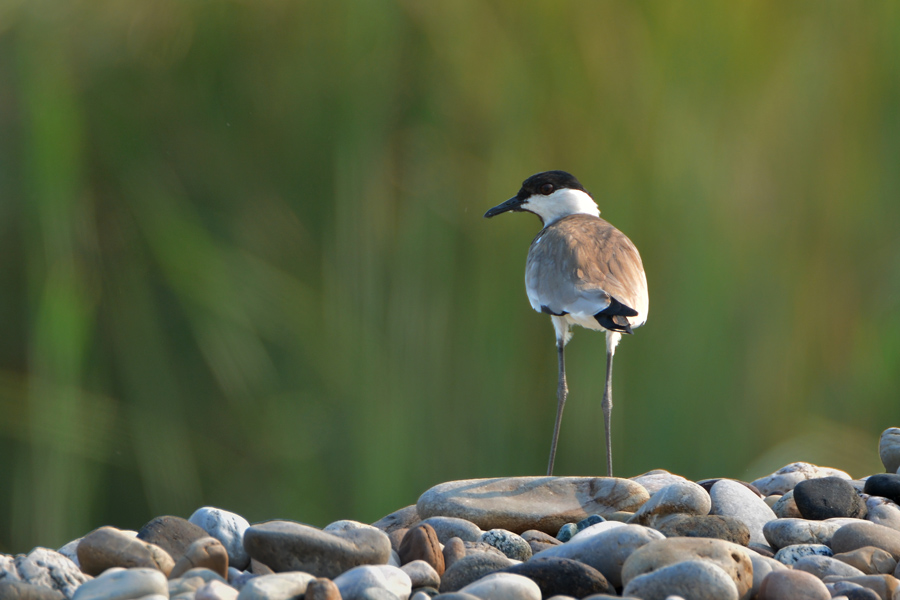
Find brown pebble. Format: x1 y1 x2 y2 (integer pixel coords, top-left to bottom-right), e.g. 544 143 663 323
0 581 65 600
834 546 898 575
442 537 466 570
388 528 408 553
250 558 275 575
398 523 444 576
305 578 342 600
169 536 229 579
136 516 208 563
759 569 830 599
77 526 174 576
520 530 561 546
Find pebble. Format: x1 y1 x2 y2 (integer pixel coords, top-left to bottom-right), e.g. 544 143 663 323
763 518 852 550
0 581 65 600
623 559 739 600
758 569 831 600
832 522 900 560
555 524 577 543
438 552 513 593
749 553 789 599
304 578 342 600
401 560 440 589
628 481 710 527
76 527 174 577
534 524 663 588
418 518 482 544
416 477 649 535
458 572 540 600
575 515 605 532
502 556 613 598
0 548 89 599
821 575 900 600
880 428 900 474
519 529 560 556
372 505 421 534
235 573 315 600
441 538 466 570
833 546 898 575
771 491 802 518
620 536 753 599
865 497 900 530
478 530 530 562
708 479 777 546
71 568 167 600
793 477 867 520
655 514 750 545
196 580 239 600
399 524 444 575
136 516 209 564
629 470 691 496
752 463 852 496
169 537 229 579
773 544 833 566
793 555 867 579
332 565 411 600
242 520 391 578
567 521 624 542
189 508 252 571
864 474 900 505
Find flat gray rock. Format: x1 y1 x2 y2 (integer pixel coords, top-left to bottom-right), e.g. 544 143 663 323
793 555 866 579
763 518 855 550
622 559 739 600
417 477 649 535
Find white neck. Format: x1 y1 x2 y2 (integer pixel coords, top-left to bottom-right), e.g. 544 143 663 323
523 188 600 225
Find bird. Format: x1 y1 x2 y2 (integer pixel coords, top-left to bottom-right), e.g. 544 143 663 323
484 170 648 477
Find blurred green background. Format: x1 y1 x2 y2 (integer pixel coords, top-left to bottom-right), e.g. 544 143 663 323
1 0 899 554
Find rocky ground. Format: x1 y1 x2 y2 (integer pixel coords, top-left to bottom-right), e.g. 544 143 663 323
2 428 900 600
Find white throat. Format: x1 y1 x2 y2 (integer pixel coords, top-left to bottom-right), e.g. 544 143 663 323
523 188 599 225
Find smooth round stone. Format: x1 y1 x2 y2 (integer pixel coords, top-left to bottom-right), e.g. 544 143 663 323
555 524 577 543
372 505 421 534
418 518 483 544
520 530 560 547
793 555 867 579
235 573 315 600
568 521 624 542
189 508 251 571
57 539 81 569
629 470 691 496
827 581 878 600
534 524 663 589
333 565 411 600
834 546 898 575
243 520 391 578
628 481 710 527
304 578 341 600
709 479 777 546
794 477 867 520
752 463 852 496
0 581 65 600
502 557 613 598
196 580 239 600
459 573 540 600
438 552 513 593
170 570 227 600
623 559 738 600
462 542 505 558
356 589 399 600
655 514 750 545
821 575 900 600
399 524 444 576
620 536 753 598
865 497 900 530
429 594 480 600
72 568 168 600
169 537 229 579
137 516 209 563
417 477 650 535
864 474 900 504
750 554 789 600
401 560 439 589
773 544 833 566
772 491 802 519
442 538 466 570
479 530 531 561
758 569 831 600
77 526 175 576
880 428 900 474
832 522 900 560
1 547 90 599
763 518 851 550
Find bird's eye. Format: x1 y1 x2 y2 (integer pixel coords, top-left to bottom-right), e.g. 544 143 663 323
540 183 554 195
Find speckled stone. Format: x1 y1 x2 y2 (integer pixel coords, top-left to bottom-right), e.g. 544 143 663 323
479 530 531 561
772 491 802 519
555 524 578 543
0 548 89 600
189 508 251 571
794 477 867 520
773 544 833 566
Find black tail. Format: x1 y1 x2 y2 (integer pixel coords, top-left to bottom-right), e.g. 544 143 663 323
594 297 637 334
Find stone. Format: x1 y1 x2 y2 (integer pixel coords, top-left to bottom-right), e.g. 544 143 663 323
772 491 802 519
324 521 382 535
655 514 750 545
827 581 880 600
865 497 900 530
169 537 229 579
460 542 504 559
575 515 605 532
458 573 540 600
304 578 341 600
169 569 227 600
372 505 421 534
196 580 239 600
880 428 900 474
398 524 444 575
629 470 690 496
752 463 852 496
502 557 614 598
865 475 900 505
77 527 174 577
821 575 900 600
568 521 625 542
620 537 753 598
137 516 208 563
0 548 89 600
401 560 439 589
479 530 531 562
750 554 789 600
622 559 739 600
235 573 315 600
555 524 577 543
441 538 466 571
773 544 832 566
794 477 867 520
709 478 777 546
0 581 65 600
250 559 274 575
56 541 81 570
534 524 663 588
417 518 482 544
416 477 649 535
387 530 407 554
438 553 513 593
834 546 898 575
628 481 710 527
519 531 559 547
428 594 479 600
243 520 391 578
763 518 852 550
332 565 410 600
758 569 831 600
832 522 900 561
189 508 252 571
71 568 168 600
793 555 867 579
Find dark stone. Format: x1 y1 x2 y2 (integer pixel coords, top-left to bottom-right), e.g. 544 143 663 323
398 524 444 575
793 477 866 520
0 582 65 600
528 540 559 555
556 523 577 542
137 515 208 562
843 588 882 600
502 556 614 598
864 474 900 504
655 514 750 545
438 552 512 593
388 528 407 553
696 478 763 497
576 515 606 532
371 504 420 534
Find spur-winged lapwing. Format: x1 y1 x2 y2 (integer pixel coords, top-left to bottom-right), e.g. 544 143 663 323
484 170 648 476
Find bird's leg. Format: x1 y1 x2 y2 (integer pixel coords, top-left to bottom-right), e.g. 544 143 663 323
547 337 568 476
602 331 620 477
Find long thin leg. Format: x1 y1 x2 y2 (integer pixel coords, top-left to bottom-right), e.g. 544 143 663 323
547 339 568 476
602 345 614 477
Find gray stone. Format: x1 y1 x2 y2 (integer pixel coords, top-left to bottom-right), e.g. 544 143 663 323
372 506 420 534
234 573 315 600
401 560 439 589
832 522 900 561
416 477 649 535
567 521 624 542
749 554 789 600
794 477 867 520
820 575 900 600
623 559 739 600
763 518 853 550
793 555 867 579
880 428 900 474
333 565 410 600
628 481 710 527
834 546 898 575
771 491 802 519
418 518 482 544
865 497 900 530
459 573 540 600
438 553 513 593
189 508 251 571
137 516 208 564
71 568 168 600
758 569 831 600
0 581 65 600
555 524 577 543
0 548 89 600
479 530 531 561
243 520 391 578
709 479 777 546
195 580 238 600
773 544 833 566
655 514 750 545
751 463 852 496
502 557 614 598
77 528 174 577
441 538 466 571
629 470 691 496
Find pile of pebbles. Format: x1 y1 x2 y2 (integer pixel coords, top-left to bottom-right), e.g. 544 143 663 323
3 428 900 600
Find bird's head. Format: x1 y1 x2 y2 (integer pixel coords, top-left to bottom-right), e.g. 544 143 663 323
484 170 600 226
